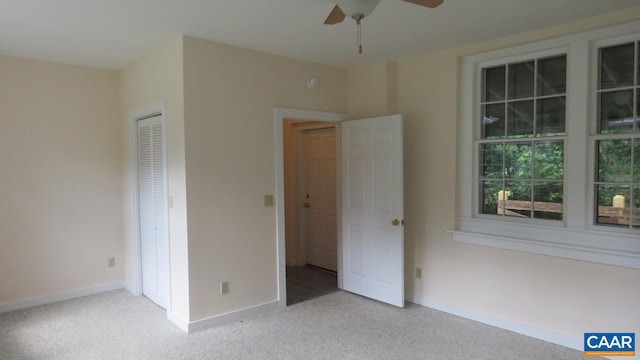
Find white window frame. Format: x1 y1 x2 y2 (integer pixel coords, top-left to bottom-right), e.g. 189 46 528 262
453 20 640 270
588 33 640 232
476 48 568 227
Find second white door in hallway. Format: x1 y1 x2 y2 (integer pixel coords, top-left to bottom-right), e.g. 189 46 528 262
303 127 338 271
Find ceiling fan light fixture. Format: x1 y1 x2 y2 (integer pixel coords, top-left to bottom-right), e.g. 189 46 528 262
334 0 382 19
324 0 445 55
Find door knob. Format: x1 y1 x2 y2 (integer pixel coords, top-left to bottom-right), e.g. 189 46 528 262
392 219 401 226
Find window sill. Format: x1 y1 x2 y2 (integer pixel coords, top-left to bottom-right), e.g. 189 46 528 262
451 218 640 269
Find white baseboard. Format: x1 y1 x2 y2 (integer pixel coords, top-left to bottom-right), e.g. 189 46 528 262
125 280 141 296
167 311 190 332
407 294 583 353
181 300 279 333
0 282 126 314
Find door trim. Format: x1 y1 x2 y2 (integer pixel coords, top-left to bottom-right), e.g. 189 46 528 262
128 101 171 311
274 107 346 308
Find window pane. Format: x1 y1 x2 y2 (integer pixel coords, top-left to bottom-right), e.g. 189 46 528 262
537 56 567 96
637 91 640 133
484 66 506 102
533 181 563 220
634 186 640 228
596 185 631 226
504 142 532 179
482 103 505 139
477 54 568 225
536 97 566 136
599 43 635 89
480 180 503 215
597 139 632 183
480 143 503 178
636 139 640 183
505 180 532 217
600 90 634 134
508 61 535 99
507 101 534 137
534 141 564 179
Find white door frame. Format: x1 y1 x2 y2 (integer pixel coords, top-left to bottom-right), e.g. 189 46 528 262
274 107 346 308
128 101 171 310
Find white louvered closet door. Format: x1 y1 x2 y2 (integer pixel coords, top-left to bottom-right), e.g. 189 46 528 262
137 115 169 309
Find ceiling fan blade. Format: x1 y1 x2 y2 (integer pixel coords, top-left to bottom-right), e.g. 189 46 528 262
401 0 444 8
324 5 346 25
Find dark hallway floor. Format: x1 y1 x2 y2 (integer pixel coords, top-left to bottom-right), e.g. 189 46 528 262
286 265 338 306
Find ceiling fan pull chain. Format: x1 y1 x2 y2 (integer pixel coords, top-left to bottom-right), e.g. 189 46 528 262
357 19 363 54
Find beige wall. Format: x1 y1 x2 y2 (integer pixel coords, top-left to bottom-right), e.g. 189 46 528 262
0 55 122 304
182 36 347 320
119 37 190 320
347 61 397 119
388 8 640 340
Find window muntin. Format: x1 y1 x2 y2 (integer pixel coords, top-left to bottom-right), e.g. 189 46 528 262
595 41 640 228
479 55 566 221
457 23 640 270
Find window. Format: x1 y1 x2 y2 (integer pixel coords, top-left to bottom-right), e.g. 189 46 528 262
455 21 640 270
479 56 566 221
594 42 640 228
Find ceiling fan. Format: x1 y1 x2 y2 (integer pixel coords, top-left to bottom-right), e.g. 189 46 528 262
324 0 444 54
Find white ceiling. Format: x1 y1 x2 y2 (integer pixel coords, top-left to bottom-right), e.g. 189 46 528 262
0 0 639 70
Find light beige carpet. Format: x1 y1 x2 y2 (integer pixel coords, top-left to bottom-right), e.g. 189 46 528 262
0 289 595 359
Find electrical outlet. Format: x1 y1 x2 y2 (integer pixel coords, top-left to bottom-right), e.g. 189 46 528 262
108 257 116 268
264 195 274 207
220 281 229 295
415 267 422 279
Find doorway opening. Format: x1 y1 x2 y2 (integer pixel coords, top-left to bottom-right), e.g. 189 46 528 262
283 121 339 305
274 108 345 308
276 108 405 308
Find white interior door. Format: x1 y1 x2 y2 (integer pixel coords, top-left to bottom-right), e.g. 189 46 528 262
341 114 404 307
303 128 338 271
137 115 169 309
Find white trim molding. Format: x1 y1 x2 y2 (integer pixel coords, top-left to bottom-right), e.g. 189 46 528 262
179 301 279 333
451 218 640 269
408 294 583 354
0 282 125 314
166 311 190 332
